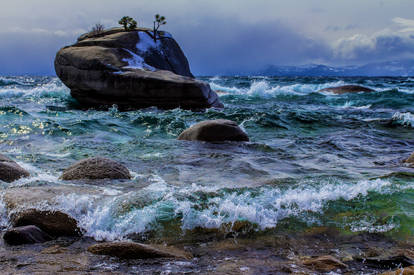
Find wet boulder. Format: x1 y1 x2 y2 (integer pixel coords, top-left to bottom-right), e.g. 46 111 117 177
0 154 30 183
3 225 53 245
318 85 375 95
87 241 191 259
11 209 81 237
54 27 222 110
60 157 131 180
178 119 249 142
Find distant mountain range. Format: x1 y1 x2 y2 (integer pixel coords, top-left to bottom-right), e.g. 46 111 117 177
256 60 414 77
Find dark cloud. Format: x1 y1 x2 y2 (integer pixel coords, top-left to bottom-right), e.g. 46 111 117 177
0 31 76 75
0 17 333 76
174 18 332 75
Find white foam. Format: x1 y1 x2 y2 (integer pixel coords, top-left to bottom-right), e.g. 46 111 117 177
392 112 414 127
0 79 69 99
0 174 403 241
61 178 400 240
338 101 372 109
210 80 347 98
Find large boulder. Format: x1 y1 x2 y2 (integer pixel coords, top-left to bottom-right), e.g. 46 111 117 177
3 225 53 245
11 209 81 237
178 119 249 142
87 241 191 259
0 154 30 183
55 27 222 110
318 85 375 94
60 157 131 180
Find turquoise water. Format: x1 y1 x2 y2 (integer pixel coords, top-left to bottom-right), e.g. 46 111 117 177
0 75 413 241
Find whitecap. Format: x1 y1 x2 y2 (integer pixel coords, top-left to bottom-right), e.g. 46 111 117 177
391 112 414 127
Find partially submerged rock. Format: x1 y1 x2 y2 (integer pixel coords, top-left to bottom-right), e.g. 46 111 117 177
11 209 81 237
87 241 191 259
0 154 30 182
302 255 348 272
318 85 375 94
178 119 249 142
55 28 222 110
3 225 52 245
405 152 414 167
60 157 131 180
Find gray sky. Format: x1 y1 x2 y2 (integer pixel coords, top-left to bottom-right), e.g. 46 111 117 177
1 0 414 75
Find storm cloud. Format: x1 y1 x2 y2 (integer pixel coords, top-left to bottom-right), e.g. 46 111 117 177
0 0 413 75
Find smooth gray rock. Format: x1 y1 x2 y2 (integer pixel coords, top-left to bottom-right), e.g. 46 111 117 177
0 154 30 183
60 157 131 180
178 119 249 142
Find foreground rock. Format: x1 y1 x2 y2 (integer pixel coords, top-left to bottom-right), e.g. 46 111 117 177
356 255 414 269
302 255 348 272
3 225 52 245
0 154 30 182
60 157 131 180
381 266 414 275
405 152 414 167
12 209 81 237
178 119 249 142
318 85 375 94
55 27 222 110
88 241 191 259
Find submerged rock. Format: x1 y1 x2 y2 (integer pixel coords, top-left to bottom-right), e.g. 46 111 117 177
54 27 222 110
405 152 414 167
302 255 348 272
178 119 249 142
0 154 30 183
318 85 375 94
3 225 53 245
12 209 81 237
87 241 191 259
60 157 131 180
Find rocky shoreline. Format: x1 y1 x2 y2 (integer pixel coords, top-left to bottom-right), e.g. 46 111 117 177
1 128 414 273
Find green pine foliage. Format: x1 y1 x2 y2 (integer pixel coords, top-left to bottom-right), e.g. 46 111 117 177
119 16 138 31
153 14 167 42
